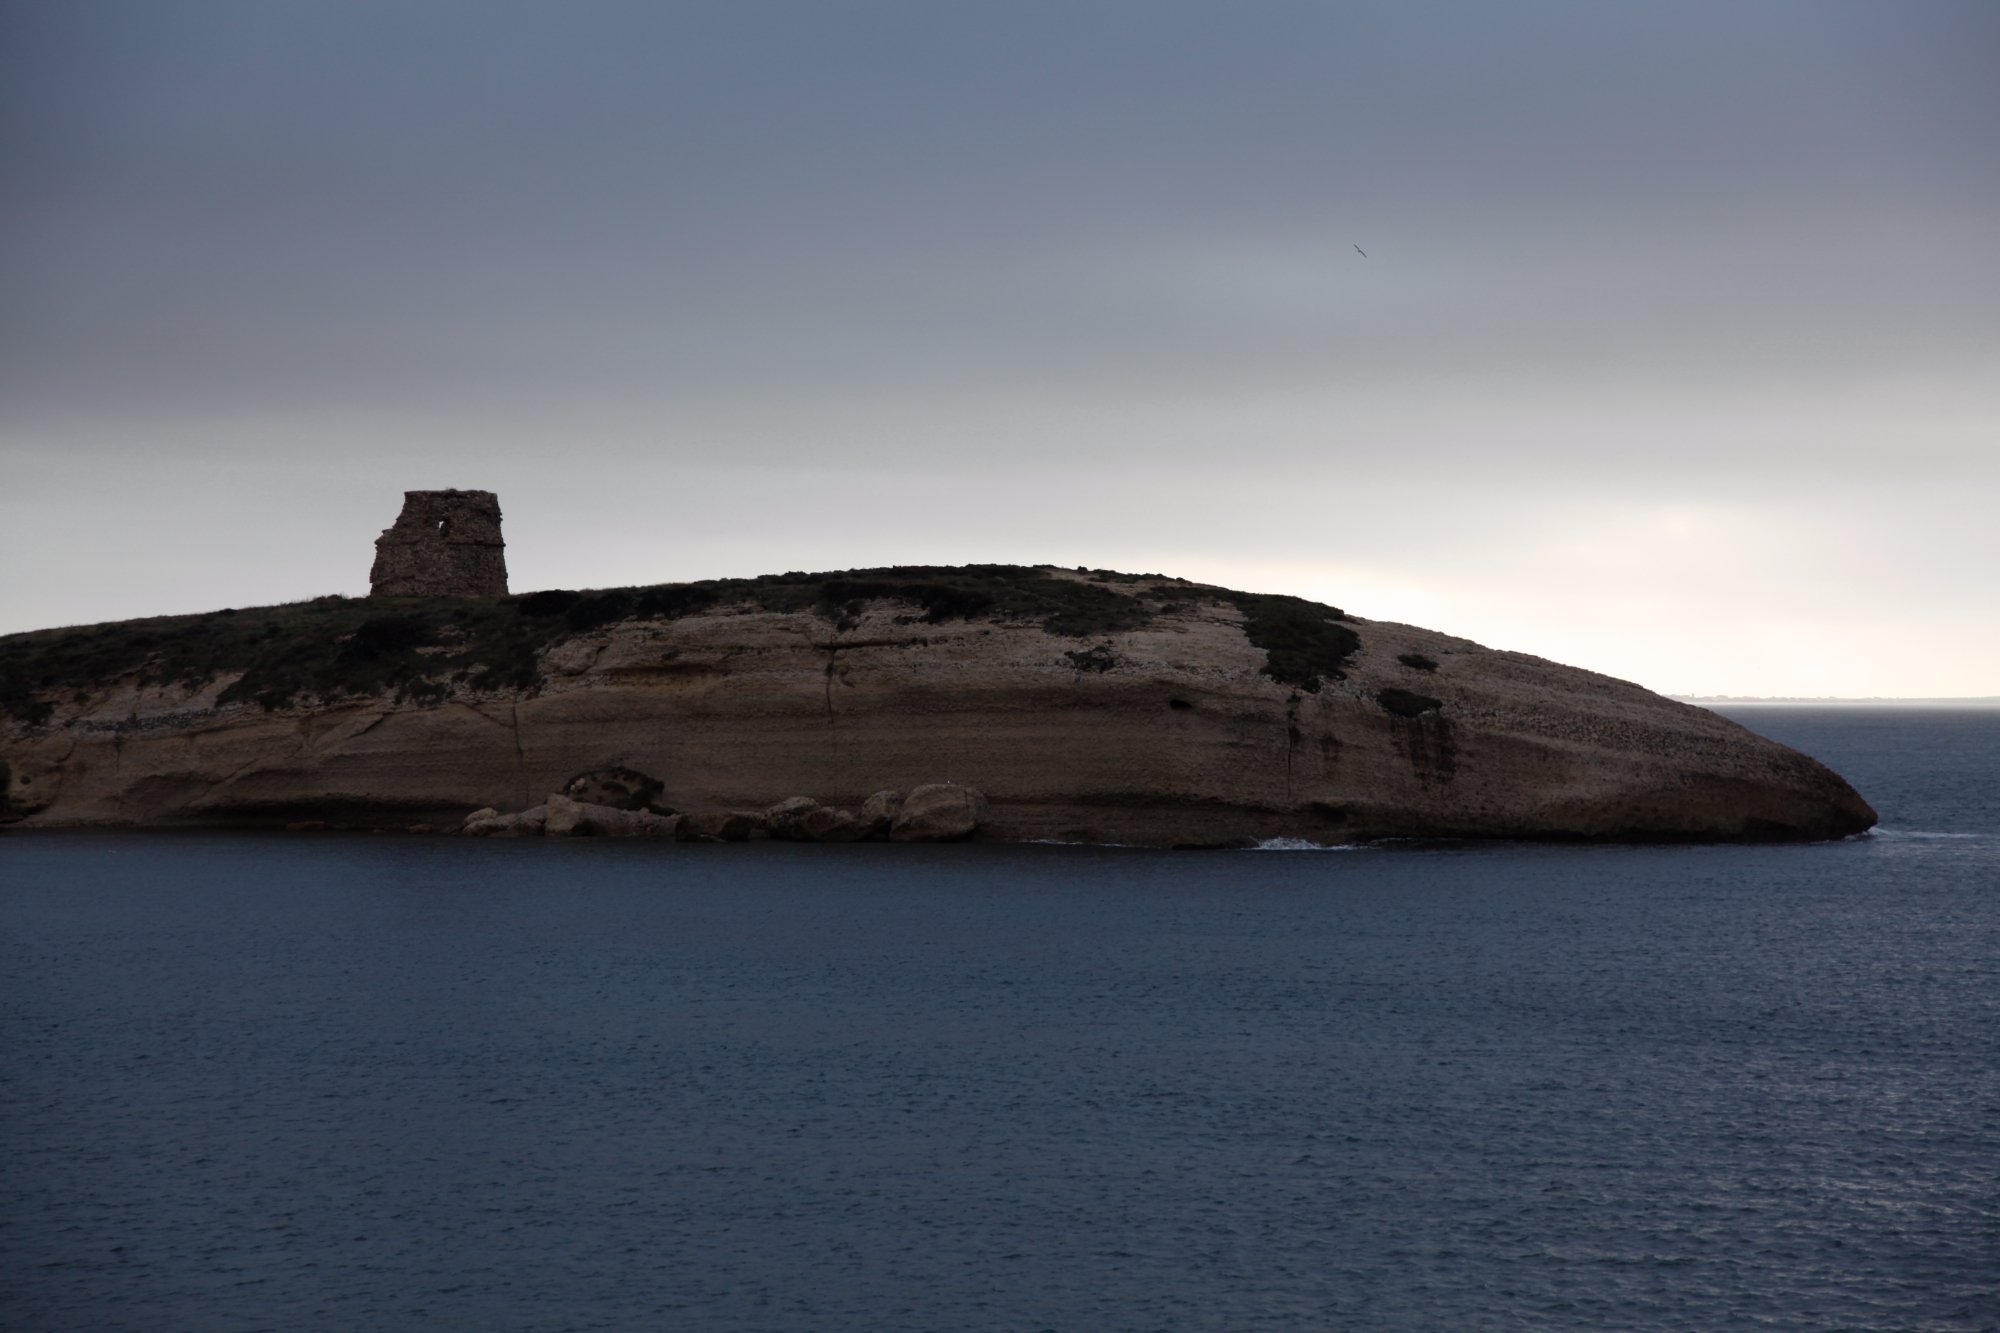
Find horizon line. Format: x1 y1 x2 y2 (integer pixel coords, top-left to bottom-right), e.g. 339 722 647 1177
1679 695 2000 706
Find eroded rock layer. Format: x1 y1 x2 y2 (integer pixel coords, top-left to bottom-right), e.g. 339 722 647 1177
0 568 1876 845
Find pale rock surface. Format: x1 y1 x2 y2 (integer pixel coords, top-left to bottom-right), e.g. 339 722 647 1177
466 804 548 837
544 793 676 837
890 783 986 842
544 793 588 837
583 806 677 838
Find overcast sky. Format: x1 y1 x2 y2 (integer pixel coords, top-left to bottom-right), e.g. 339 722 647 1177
4 1 1995 696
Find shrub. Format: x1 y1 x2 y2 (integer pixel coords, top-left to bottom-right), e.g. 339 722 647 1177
513 589 581 617
1377 687 1442 717
0 674 51 725
343 615 431 659
564 591 633 632
1225 593 1360 690
1064 644 1118 673
632 585 720 618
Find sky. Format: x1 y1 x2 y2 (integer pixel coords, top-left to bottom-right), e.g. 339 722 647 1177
3 1 1995 697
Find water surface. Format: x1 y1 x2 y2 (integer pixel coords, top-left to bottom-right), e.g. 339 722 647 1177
3 708 1995 1330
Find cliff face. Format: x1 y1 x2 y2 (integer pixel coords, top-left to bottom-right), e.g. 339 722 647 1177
0 568 1876 845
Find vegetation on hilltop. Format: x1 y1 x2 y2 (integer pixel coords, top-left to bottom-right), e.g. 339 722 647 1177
0 565 1360 719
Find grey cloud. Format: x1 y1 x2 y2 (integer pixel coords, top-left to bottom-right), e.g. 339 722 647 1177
3 2 1994 691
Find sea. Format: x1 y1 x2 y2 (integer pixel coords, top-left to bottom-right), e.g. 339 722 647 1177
2 707 1995 1332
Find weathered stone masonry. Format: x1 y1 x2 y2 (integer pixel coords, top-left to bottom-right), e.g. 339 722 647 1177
368 490 508 598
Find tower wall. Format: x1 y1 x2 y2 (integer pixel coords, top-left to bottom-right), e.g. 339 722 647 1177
369 490 508 598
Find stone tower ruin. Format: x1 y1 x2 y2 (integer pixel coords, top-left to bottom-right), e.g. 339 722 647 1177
369 490 508 598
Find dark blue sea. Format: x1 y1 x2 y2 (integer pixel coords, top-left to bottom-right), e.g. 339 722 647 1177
3 707 1996 1332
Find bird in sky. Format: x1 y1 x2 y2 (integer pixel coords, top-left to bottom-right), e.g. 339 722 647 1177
1354 244 1368 258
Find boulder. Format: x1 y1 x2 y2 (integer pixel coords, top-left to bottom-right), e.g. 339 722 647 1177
588 806 678 838
675 809 762 842
764 796 823 841
463 806 499 826
545 792 678 837
765 796 867 842
889 783 986 842
544 792 588 836
797 804 863 842
465 803 549 837
856 789 903 838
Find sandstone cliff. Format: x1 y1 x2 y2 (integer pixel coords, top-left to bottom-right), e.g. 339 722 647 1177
0 566 1876 845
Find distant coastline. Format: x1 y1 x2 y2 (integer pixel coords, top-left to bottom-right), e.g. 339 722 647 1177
1679 696 2000 707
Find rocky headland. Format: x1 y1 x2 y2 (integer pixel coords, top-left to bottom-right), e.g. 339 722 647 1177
0 565 1876 845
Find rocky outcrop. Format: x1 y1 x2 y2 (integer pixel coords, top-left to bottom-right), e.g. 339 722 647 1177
466 793 677 838
465 803 549 837
765 796 865 843
675 810 763 843
857 790 902 838
0 567 1877 845
456 784 988 844
542 793 676 837
889 783 985 842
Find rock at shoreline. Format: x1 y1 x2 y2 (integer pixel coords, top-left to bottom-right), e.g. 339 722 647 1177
675 810 763 843
766 796 867 842
890 784 986 842
544 793 589 837
763 796 821 840
857 790 903 838
465 804 549 837
543 792 676 837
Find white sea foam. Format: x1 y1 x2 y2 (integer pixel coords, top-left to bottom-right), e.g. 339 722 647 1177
1867 828 1985 840
1249 837 1362 851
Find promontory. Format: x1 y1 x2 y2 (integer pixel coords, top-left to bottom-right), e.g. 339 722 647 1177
0 564 1875 845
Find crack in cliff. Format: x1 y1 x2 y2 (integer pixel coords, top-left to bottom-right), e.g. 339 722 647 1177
509 701 528 808
1283 698 1302 804
808 637 913 652
200 752 273 809
452 700 515 730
